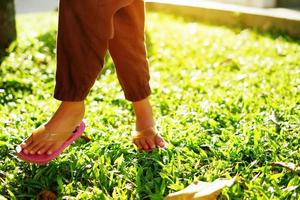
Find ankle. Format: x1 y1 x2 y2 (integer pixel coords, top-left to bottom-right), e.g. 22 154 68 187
45 101 85 129
135 119 155 131
60 101 85 114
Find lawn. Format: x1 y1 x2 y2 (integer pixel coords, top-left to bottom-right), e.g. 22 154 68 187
0 10 299 200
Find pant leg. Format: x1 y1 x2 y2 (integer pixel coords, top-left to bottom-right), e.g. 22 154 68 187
108 0 151 102
54 0 133 101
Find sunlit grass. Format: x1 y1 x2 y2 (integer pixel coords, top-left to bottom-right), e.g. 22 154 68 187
0 11 299 199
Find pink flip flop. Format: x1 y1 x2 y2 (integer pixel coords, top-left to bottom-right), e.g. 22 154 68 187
16 121 86 165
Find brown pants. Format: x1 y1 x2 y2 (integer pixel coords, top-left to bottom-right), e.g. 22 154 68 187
54 0 151 102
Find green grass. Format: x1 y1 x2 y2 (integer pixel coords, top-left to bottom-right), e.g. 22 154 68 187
0 11 299 199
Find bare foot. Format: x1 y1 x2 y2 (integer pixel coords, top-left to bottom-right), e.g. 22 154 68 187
132 126 166 151
19 101 85 155
132 97 166 151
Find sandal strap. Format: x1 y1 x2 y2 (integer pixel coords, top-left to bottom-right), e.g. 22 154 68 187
31 125 78 142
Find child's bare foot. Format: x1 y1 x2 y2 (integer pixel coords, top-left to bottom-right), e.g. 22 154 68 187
132 126 166 151
132 97 166 151
19 101 85 155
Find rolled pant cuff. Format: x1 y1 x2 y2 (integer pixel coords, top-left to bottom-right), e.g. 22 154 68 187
124 84 152 102
53 86 88 102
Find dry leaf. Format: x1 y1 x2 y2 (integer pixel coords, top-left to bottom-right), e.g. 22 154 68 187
165 177 235 200
271 162 300 176
37 191 56 200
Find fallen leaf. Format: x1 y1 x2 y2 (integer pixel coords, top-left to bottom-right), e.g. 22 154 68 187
0 194 8 200
271 162 300 176
37 191 56 200
283 185 299 192
165 177 235 200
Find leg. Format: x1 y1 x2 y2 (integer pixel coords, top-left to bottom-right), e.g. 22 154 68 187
108 0 165 150
132 97 166 150
54 0 109 101
20 0 112 155
55 0 134 101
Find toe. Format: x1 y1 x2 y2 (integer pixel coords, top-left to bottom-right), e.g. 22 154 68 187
155 135 166 148
30 142 46 154
140 138 149 150
29 142 46 155
24 141 38 154
20 135 33 148
23 148 29 154
145 137 156 149
133 139 143 149
37 143 52 155
20 143 27 149
47 143 61 155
